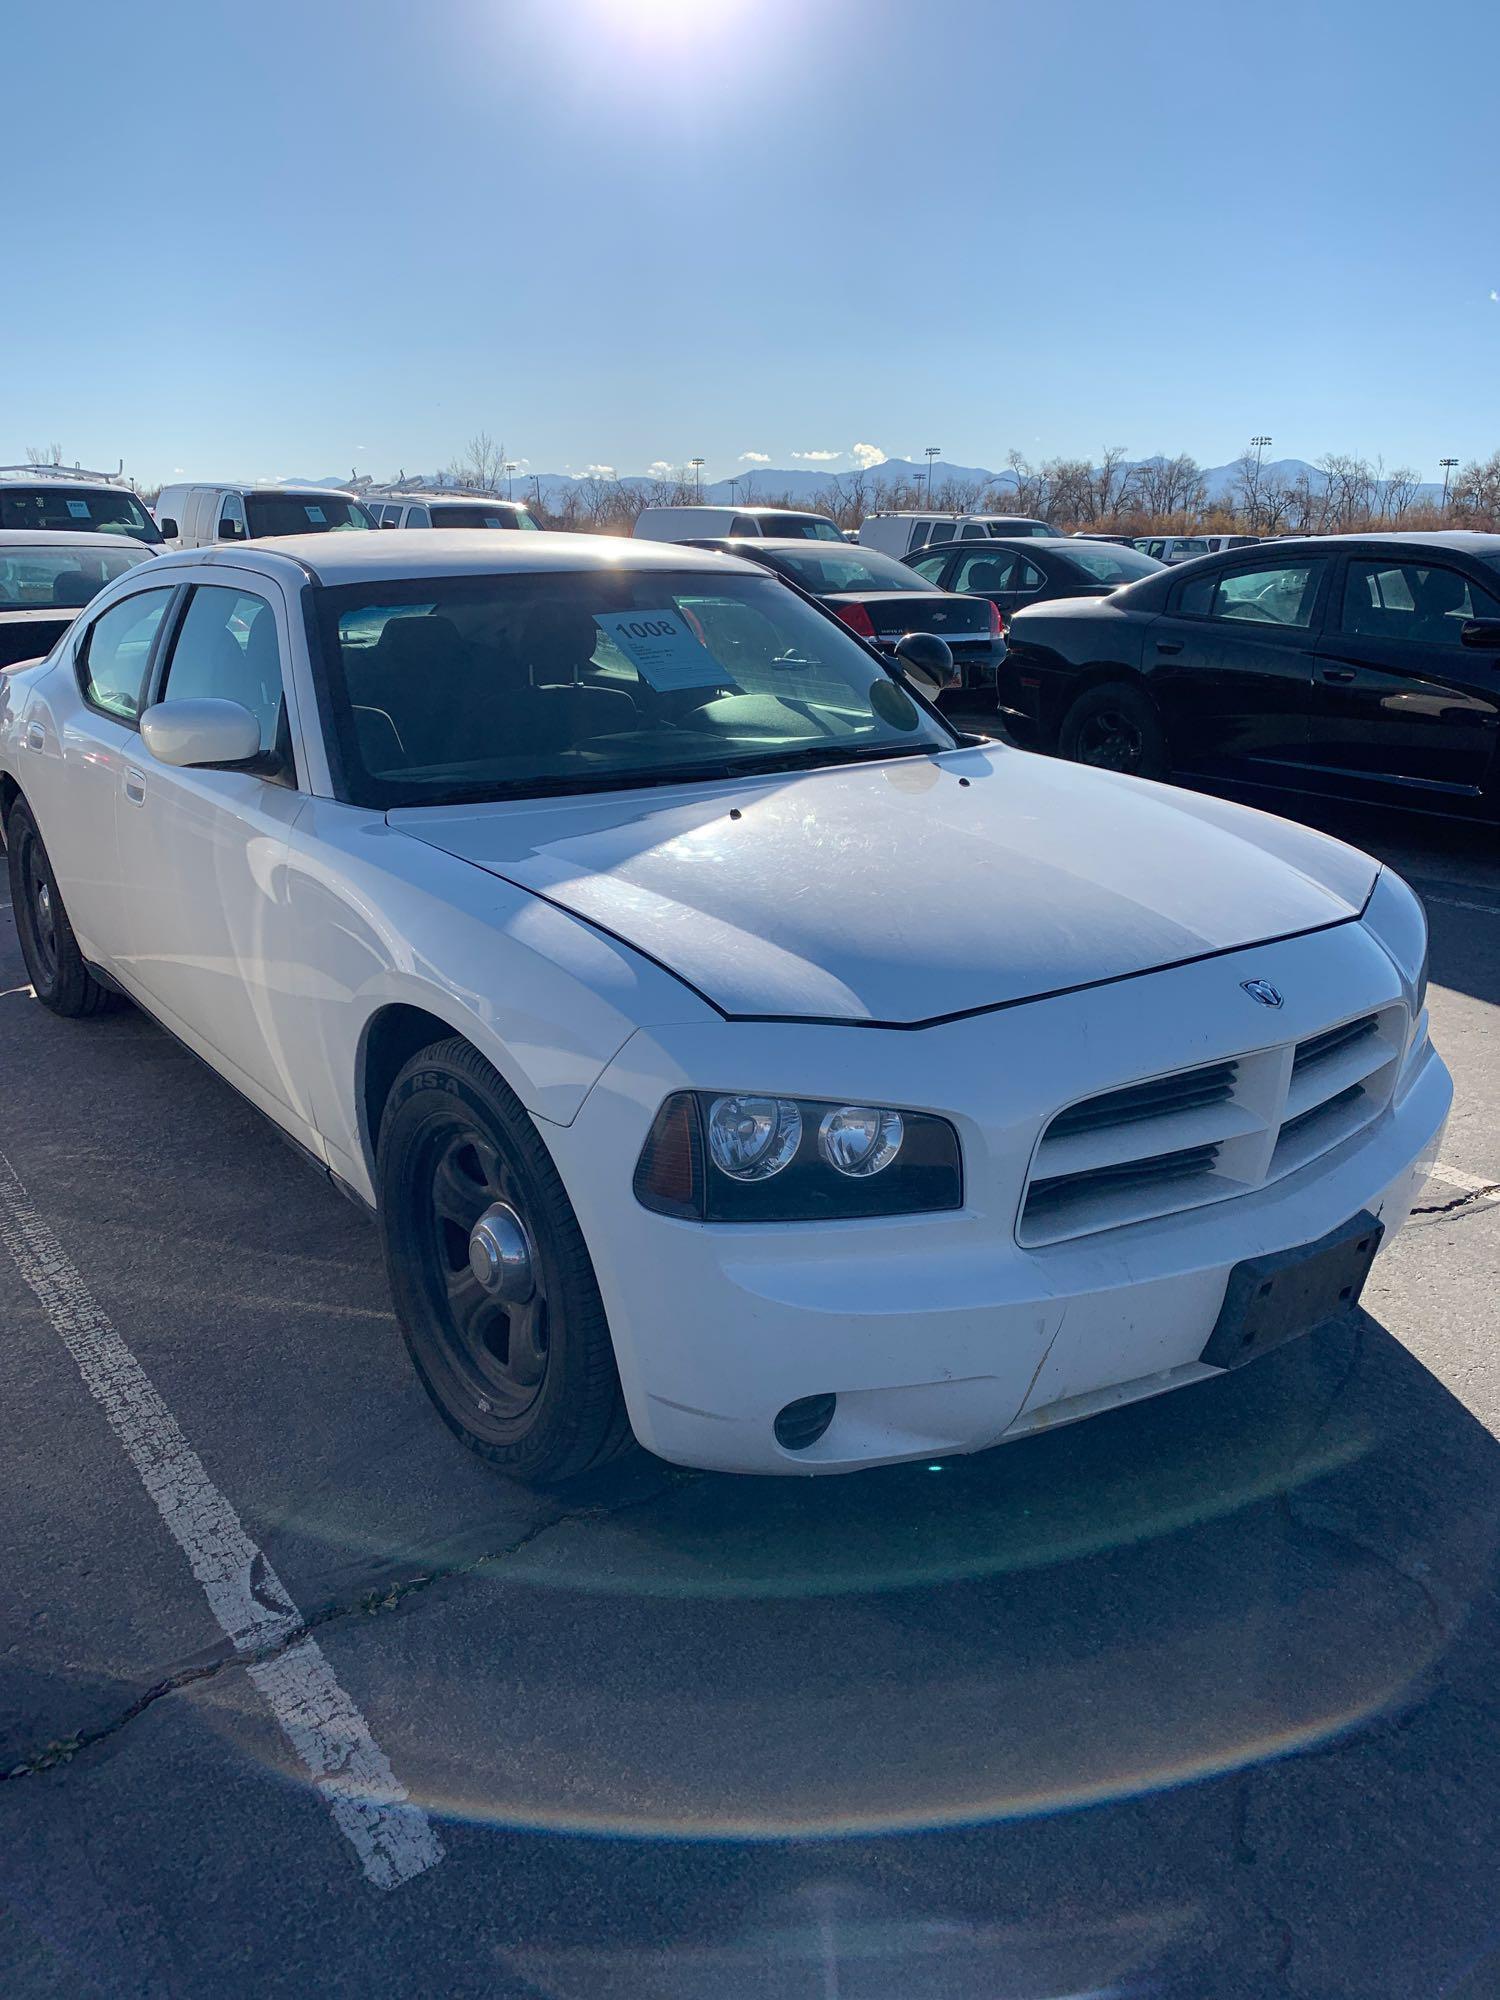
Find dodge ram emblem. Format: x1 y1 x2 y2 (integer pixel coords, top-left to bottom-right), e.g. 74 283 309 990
1241 978 1284 1008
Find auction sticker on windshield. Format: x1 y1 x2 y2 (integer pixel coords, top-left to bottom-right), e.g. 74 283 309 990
594 609 731 693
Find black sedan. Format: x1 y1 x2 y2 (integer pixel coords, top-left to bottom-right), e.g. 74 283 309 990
904 535 1165 621
687 537 1005 712
1002 531 1500 823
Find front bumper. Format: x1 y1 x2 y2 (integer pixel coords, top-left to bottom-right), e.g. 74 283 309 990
546 926 1451 1475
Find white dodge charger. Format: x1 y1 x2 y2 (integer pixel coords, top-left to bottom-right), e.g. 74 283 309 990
0 533 1450 1480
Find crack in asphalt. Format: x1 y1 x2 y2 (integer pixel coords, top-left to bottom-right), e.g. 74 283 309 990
1410 1181 1500 1219
3 1476 688 1786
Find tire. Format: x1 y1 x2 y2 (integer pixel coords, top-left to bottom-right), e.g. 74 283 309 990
375 1037 634 1484
5 799 119 1018
1058 681 1168 781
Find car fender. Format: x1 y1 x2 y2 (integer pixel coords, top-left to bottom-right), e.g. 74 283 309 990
281 801 717 1201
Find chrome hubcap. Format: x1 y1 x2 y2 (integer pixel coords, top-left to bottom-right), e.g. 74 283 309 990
36 882 51 923
467 1202 535 1304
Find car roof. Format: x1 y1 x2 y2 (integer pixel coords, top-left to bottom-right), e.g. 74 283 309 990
715 537 871 553
928 536 1082 554
144 528 761 586
0 528 156 550
164 482 362 500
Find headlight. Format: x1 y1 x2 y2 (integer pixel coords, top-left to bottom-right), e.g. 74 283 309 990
634 1092 963 1221
1363 867 1429 1027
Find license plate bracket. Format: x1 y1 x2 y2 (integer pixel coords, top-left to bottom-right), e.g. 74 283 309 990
1201 1208 1384 1372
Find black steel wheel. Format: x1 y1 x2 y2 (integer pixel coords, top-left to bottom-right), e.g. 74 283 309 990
1058 682 1168 780
5 798 119 1017
376 1037 633 1482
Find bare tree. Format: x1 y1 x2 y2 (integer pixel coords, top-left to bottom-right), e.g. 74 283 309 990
1129 453 1207 522
447 431 509 493
25 443 63 466
1451 450 1500 528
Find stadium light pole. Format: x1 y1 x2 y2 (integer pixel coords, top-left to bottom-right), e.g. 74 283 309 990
690 457 705 499
925 446 941 504
1440 457 1459 510
1249 435 1272 530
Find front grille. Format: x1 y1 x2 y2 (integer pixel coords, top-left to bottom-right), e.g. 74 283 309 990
1047 1063 1237 1138
1020 1007 1406 1248
1292 1014 1379 1073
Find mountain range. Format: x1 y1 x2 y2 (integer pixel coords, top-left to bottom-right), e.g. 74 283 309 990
288 455 1444 507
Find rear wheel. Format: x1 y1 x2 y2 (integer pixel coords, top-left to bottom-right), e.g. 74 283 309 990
1058 681 1168 780
5 799 119 1017
376 1038 633 1483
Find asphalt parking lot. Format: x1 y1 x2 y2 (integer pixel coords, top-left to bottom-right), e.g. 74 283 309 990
2 778 1498 1999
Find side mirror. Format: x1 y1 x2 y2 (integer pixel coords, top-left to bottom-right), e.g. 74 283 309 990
1460 618 1500 652
158 517 178 539
892 629 959 693
217 518 245 541
140 698 261 769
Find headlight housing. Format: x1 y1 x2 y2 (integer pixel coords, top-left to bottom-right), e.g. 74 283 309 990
634 1092 963 1222
1363 867 1429 1028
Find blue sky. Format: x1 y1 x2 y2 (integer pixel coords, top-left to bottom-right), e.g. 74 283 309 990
8 0 1498 487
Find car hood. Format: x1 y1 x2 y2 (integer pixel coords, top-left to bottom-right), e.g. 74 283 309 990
389 746 1378 1024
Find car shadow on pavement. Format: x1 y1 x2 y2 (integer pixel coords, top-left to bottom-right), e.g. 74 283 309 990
194 1302 1500 2000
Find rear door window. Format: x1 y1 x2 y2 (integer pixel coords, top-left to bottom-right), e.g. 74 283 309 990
952 550 1021 594
76 588 174 723
1182 560 1327 629
1339 559 1500 645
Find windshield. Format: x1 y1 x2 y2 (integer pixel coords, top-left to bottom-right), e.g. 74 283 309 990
1063 544 1166 583
0 485 163 544
432 504 539 530
756 515 844 541
0 542 150 611
244 493 374 537
315 568 955 809
762 547 933 594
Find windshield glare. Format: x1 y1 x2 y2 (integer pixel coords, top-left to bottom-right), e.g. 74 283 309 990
0 486 164 544
245 493 374 537
317 569 954 808
0 543 150 610
1065 545 1165 583
765 548 932 593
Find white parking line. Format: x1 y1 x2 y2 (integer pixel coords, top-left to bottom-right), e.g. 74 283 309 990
1426 1162 1500 1205
1424 894 1500 918
0 1154 442 1890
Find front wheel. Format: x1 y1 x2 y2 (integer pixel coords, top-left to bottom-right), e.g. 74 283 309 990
1057 681 1168 780
5 799 119 1018
376 1038 633 1483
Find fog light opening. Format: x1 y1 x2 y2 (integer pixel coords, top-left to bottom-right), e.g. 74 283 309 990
773 1393 837 1452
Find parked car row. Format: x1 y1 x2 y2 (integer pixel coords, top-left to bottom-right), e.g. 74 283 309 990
5 469 1495 833
0 526 1450 1483
680 537 1005 713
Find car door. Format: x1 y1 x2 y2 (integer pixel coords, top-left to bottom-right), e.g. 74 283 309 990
112 571 323 1145
41 582 177 966
1305 551 1500 807
1145 555 1329 785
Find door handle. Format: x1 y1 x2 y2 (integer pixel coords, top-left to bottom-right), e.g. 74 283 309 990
25 722 45 751
1320 667 1357 684
1155 641 1184 655
124 767 146 805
